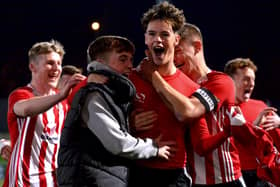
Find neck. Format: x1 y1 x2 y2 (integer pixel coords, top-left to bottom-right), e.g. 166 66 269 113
157 61 177 76
192 58 211 83
30 80 53 96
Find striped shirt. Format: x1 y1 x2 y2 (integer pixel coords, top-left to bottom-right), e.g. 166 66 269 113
189 71 242 185
6 85 68 187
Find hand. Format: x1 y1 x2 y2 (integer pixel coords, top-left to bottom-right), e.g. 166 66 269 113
0 139 11 161
130 109 157 132
226 106 246 126
260 111 280 131
254 107 277 127
87 73 108 84
59 73 86 99
154 134 177 160
137 50 158 82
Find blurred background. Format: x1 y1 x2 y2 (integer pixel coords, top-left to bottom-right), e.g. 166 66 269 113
1 0 280 132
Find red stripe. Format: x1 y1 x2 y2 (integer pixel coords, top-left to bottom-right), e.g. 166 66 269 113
52 145 58 187
52 104 60 186
206 154 215 184
43 111 50 134
39 141 48 187
38 112 49 187
54 105 59 133
22 116 37 187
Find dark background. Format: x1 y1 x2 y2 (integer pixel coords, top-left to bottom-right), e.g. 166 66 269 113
0 0 279 106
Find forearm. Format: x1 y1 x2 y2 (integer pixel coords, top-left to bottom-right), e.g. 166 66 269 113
152 71 205 121
194 131 229 156
14 93 65 117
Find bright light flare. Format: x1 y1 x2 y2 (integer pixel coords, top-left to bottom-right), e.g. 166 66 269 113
91 22 100 31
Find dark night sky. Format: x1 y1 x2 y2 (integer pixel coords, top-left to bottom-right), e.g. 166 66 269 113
0 0 280 107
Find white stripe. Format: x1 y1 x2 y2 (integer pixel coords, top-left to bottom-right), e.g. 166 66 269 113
194 152 206 184
220 107 235 182
212 111 222 183
213 148 222 183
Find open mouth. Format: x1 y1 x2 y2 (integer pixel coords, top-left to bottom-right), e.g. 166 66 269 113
244 88 252 94
153 46 165 57
175 63 184 68
48 73 59 81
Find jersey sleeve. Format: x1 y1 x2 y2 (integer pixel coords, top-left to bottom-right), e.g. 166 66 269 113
190 116 229 156
83 92 158 159
193 72 235 112
8 88 33 147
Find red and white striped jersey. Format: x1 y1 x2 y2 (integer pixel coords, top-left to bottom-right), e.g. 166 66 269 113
5 85 68 187
188 71 242 185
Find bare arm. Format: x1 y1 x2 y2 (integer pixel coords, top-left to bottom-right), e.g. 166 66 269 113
14 74 84 117
151 71 206 121
138 58 207 122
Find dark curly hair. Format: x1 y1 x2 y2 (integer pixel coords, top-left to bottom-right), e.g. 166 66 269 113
141 1 186 33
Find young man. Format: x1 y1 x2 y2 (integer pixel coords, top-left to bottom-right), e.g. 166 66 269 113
5 40 84 186
57 35 174 187
128 2 199 187
224 58 280 186
139 23 245 186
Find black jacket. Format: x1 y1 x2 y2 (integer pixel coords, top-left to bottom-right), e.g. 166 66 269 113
57 69 135 187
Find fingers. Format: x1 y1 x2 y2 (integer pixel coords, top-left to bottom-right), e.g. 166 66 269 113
158 145 177 160
131 110 157 132
261 122 277 131
87 74 108 84
135 111 157 125
1 145 11 161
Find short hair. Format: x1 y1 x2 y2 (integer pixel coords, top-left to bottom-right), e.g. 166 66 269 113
179 23 203 44
61 65 83 76
28 39 65 62
87 35 135 63
224 58 257 77
141 1 186 33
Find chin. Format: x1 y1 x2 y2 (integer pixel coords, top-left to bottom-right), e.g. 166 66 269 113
49 82 58 88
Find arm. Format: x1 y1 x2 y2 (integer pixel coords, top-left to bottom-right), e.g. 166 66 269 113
190 117 230 156
129 109 157 133
151 71 206 121
83 92 173 160
14 74 83 117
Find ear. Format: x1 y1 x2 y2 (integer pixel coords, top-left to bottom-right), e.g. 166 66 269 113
29 62 36 72
144 33 148 46
95 57 106 64
175 34 180 46
193 40 202 55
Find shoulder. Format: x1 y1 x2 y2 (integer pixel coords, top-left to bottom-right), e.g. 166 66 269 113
8 86 33 101
208 71 233 83
247 99 267 107
68 79 88 105
128 69 141 82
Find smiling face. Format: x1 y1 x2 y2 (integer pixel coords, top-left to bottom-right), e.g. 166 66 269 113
145 19 179 66
29 52 62 90
232 67 255 103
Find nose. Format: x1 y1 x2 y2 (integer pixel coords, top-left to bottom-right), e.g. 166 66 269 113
154 34 163 42
53 61 62 72
127 60 133 69
249 78 255 88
